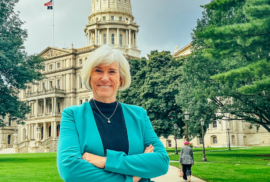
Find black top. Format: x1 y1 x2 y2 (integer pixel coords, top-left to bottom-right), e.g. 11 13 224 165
89 99 129 155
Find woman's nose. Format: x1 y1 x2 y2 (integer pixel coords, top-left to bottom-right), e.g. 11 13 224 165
101 72 109 81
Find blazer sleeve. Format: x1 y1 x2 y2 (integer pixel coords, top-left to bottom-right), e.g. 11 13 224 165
57 108 133 182
104 108 169 179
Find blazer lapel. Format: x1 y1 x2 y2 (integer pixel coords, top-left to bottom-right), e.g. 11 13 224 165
82 102 105 156
121 103 144 155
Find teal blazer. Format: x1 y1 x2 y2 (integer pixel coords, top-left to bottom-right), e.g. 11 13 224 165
57 102 169 182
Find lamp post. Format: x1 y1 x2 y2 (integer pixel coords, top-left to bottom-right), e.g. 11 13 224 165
200 118 207 161
184 111 190 141
174 124 178 154
227 128 231 150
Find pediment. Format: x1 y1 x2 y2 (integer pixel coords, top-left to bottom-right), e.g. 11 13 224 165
39 47 71 59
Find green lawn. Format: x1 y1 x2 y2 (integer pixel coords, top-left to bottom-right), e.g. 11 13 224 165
170 146 270 182
0 147 269 182
0 153 62 182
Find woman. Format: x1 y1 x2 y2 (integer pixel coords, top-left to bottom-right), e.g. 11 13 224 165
180 141 194 182
57 45 169 182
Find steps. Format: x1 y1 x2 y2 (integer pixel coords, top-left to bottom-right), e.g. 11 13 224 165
0 148 15 154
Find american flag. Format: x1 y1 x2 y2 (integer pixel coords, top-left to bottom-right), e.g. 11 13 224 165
44 0 53 10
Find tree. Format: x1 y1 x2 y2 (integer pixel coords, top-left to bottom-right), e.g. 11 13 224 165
178 0 270 133
118 51 185 138
195 0 270 132
0 0 46 127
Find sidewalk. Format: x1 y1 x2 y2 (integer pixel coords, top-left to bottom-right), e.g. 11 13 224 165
152 165 206 182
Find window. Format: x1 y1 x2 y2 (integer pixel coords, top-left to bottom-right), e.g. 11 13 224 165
50 81 53 89
199 138 203 145
58 103 61 113
111 16 114 21
42 104 44 113
8 135 11 144
57 80 60 89
8 118 11 126
119 17 122 21
120 34 123 45
80 78 83 88
213 121 217 128
79 100 82 105
49 126 51 137
43 67 45 71
50 65 53 70
168 140 171 147
96 18 99 21
103 34 106 44
42 83 46 90
80 59 82 65
111 34 115 45
126 18 128 21
57 63 60 68
213 137 218 144
49 104 52 112
57 125 60 137
103 16 106 21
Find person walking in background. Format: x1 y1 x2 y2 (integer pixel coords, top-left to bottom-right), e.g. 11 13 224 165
180 141 194 182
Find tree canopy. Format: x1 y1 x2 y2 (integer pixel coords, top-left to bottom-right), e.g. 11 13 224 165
0 0 45 126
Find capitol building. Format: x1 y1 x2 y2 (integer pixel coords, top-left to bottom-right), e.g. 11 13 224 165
0 0 269 153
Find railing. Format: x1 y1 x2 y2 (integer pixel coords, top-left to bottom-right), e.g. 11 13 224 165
26 87 65 97
18 141 25 149
77 45 95 52
88 19 137 25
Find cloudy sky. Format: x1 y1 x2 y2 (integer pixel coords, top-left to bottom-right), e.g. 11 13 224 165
15 0 210 57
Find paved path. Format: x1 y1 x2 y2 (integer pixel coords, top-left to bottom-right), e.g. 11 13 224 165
152 165 206 182
0 148 15 154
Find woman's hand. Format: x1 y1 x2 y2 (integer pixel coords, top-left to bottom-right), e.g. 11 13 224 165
144 144 154 153
133 144 155 182
82 152 106 169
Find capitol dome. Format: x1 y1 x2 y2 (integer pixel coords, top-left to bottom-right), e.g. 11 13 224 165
91 0 132 15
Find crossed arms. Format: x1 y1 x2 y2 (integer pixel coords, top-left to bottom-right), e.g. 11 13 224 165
57 108 169 182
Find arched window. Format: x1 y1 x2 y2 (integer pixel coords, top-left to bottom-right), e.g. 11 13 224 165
103 34 106 44
213 120 217 128
8 135 11 144
41 127 43 140
213 136 218 144
8 117 11 126
111 34 115 45
57 125 60 137
120 34 123 45
49 125 51 137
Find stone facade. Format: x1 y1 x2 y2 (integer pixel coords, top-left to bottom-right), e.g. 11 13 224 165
161 44 270 148
0 0 140 153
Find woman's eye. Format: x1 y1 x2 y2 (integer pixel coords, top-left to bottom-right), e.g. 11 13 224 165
110 71 116 73
95 69 102 72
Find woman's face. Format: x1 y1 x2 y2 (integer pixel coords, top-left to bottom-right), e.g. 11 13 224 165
90 61 122 102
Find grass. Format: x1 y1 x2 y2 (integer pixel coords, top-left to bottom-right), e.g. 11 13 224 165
0 153 62 182
170 146 270 182
0 147 269 182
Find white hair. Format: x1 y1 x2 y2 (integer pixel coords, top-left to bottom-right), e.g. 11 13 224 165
81 45 131 91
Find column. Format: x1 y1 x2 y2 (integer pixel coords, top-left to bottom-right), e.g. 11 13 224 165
51 121 54 138
51 97 53 113
107 28 109 45
90 31 92 45
129 29 131 48
54 77 56 89
53 121 57 139
62 75 65 90
117 28 119 45
126 29 128 46
43 122 46 140
35 99 38 118
54 97 57 113
98 29 100 45
133 32 135 46
43 98 46 116
135 31 137 47
87 32 89 45
70 73 73 91
95 29 97 45
233 120 237 132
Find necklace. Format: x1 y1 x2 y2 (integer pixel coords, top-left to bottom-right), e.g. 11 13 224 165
92 99 118 124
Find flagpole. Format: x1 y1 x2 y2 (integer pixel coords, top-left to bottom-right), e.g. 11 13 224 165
53 0 54 47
